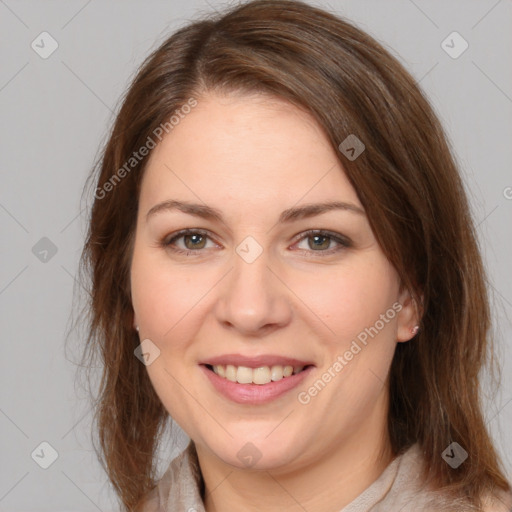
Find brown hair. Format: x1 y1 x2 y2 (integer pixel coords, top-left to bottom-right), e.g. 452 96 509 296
78 0 511 509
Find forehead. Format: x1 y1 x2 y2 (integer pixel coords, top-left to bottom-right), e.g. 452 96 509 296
140 92 362 210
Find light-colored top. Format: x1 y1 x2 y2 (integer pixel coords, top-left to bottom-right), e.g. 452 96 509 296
140 441 512 512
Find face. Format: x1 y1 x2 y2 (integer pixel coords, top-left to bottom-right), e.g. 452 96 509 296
130 92 416 472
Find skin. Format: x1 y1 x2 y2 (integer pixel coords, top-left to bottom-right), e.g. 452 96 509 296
130 92 419 512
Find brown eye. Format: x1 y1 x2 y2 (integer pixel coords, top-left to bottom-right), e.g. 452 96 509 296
294 229 351 255
183 233 207 250
307 234 332 251
163 229 216 255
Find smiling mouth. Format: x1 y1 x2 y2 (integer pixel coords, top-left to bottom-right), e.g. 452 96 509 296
204 364 312 385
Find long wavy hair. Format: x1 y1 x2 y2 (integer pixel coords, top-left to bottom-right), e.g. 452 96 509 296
77 0 511 509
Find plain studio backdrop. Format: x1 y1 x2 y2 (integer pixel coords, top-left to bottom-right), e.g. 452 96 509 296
0 0 511 510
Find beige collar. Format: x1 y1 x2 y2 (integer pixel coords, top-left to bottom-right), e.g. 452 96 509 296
140 440 510 512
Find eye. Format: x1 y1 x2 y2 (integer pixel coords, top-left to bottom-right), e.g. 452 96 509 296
292 229 351 255
161 228 351 257
162 229 218 255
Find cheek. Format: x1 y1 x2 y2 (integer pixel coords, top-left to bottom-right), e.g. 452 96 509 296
131 245 206 338
130 251 209 419
287 256 399 345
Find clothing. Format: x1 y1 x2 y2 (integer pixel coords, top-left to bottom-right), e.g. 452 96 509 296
140 441 512 512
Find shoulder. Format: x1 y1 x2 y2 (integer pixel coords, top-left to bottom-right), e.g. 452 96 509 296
135 446 189 512
135 465 175 512
136 440 205 512
386 445 512 512
481 488 512 512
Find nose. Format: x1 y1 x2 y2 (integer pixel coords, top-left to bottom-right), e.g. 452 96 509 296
213 246 293 336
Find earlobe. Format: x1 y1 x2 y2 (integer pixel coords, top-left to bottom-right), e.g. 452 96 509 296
396 287 422 343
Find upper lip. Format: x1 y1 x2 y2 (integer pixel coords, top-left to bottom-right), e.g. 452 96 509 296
200 353 315 368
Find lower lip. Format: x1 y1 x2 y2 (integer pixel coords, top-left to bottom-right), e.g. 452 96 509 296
200 365 314 405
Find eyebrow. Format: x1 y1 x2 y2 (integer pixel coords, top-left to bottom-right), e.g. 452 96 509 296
145 199 365 224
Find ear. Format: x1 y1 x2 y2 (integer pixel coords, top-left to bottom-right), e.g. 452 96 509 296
396 286 422 343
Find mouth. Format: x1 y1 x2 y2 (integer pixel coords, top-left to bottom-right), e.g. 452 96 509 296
199 357 315 404
203 363 312 385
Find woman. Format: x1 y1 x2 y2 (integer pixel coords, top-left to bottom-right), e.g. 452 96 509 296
79 0 512 510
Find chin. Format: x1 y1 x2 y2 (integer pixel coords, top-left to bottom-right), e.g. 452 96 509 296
198 430 306 471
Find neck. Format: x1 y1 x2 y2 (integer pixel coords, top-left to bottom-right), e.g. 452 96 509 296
196 399 393 512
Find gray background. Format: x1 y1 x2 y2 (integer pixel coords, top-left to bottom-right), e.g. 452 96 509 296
1 0 511 510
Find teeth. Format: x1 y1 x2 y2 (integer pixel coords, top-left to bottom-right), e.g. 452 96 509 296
211 364 305 385
225 364 237 382
270 365 284 381
253 366 270 385
236 366 253 384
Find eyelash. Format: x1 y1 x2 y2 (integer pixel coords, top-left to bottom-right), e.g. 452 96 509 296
161 228 351 257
